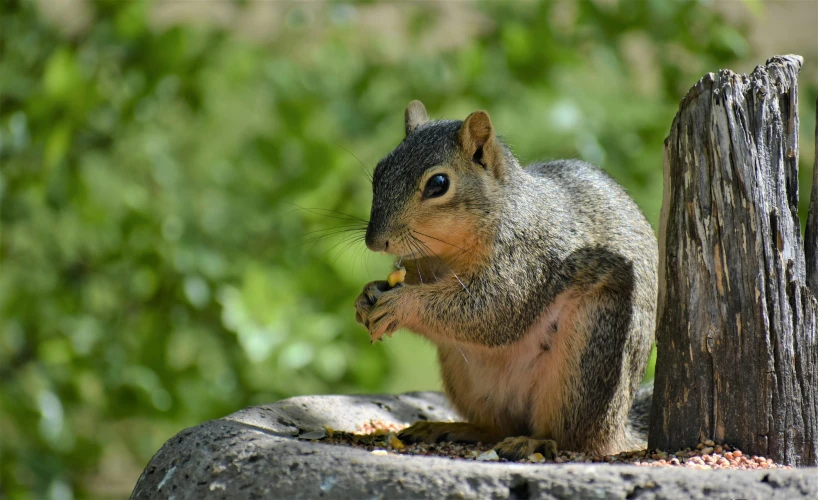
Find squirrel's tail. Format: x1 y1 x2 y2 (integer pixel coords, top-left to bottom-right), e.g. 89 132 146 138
627 381 653 441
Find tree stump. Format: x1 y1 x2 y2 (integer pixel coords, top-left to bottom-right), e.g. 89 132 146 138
649 54 818 466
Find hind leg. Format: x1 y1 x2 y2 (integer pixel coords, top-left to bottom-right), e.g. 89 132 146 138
531 267 649 454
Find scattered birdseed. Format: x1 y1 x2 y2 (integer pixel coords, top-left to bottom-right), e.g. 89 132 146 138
389 434 405 450
319 421 794 470
357 419 408 435
476 450 500 462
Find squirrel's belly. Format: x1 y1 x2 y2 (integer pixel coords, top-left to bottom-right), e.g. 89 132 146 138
439 291 582 439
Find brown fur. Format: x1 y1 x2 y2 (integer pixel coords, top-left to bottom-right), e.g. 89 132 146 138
356 101 658 459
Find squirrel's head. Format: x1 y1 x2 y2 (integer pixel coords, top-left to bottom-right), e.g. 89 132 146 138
365 100 509 266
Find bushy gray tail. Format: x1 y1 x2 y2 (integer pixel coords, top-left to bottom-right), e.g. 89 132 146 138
628 382 653 440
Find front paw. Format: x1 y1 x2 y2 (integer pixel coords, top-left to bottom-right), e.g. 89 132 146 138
354 281 403 342
492 436 558 461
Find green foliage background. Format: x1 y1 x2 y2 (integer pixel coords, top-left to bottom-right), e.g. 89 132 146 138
1 0 815 498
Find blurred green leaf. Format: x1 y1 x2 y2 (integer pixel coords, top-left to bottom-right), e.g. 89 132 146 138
2 0 807 498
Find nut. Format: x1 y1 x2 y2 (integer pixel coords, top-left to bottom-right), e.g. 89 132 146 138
387 267 406 287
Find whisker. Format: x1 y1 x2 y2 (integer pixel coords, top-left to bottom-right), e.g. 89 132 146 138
410 238 430 284
331 234 366 266
286 208 362 222
301 224 367 237
354 243 371 280
399 234 470 363
310 228 361 254
410 233 473 299
458 346 470 364
284 202 369 223
323 232 365 261
360 245 375 280
410 229 471 254
402 235 424 284
314 230 361 251
299 227 367 248
339 145 374 184
412 237 440 283
407 237 438 283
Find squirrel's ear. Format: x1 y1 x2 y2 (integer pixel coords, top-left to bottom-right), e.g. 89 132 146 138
405 100 429 136
460 111 500 175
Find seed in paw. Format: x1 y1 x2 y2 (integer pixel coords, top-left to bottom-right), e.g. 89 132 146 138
387 267 406 287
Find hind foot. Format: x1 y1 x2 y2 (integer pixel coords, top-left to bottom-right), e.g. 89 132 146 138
493 436 558 461
397 421 500 445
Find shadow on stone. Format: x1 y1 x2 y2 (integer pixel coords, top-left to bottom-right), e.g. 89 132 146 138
223 391 455 438
130 392 818 500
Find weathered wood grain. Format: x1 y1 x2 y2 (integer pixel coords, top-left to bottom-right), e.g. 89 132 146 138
649 55 818 466
805 98 818 296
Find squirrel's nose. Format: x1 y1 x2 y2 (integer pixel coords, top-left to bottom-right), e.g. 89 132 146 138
365 237 388 252
365 226 389 252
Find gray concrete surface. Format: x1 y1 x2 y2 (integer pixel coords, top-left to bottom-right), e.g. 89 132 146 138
131 392 818 499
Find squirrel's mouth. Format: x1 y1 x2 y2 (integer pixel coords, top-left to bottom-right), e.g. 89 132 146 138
393 256 452 286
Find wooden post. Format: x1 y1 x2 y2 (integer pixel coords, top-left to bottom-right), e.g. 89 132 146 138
649 55 818 466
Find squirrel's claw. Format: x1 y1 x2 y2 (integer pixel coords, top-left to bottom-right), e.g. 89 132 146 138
367 318 394 343
368 293 403 341
355 280 403 343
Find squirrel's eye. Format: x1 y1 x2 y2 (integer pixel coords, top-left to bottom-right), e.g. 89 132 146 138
423 174 449 199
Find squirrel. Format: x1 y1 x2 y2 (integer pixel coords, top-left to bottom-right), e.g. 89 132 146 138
354 100 657 460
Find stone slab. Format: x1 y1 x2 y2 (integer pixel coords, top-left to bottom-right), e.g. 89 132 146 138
131 392 818 499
